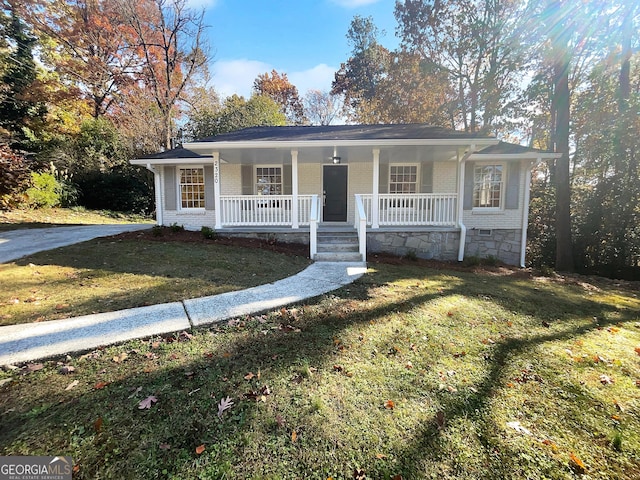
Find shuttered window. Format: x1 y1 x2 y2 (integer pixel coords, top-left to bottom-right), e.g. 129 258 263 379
179 168 205 209
473 164 503 208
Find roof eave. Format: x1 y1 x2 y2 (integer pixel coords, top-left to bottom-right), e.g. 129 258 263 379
469 152 561 161
185 138 499 152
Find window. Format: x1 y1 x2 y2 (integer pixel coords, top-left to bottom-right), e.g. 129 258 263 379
473 164 503 208
179 167 205 209
389 165 417 194
256 166 282 195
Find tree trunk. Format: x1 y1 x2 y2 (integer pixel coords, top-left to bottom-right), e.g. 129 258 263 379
553 55 573 271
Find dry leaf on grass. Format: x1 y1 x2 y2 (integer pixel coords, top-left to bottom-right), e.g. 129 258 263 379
217 396 234 419
138 395 158 409
195 444 205 455
291 430 297 443
112 352 128 363
506 421 532 436
384 400 395 410
65 380 79 391
599 374 614 385
569 452 586 474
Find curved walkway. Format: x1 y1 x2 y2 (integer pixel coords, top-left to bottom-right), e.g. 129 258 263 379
0 226 366 365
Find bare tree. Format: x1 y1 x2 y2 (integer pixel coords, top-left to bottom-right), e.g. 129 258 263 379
303 90 343 125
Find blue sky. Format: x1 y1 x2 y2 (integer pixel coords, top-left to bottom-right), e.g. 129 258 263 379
188 0 399 99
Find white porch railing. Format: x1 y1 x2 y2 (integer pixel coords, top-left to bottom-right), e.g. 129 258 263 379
360 193 457 226
220 195 313 227
354 194 367 262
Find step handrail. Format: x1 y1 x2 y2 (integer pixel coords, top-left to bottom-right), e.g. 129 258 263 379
309 195 319 260
354 194 367 262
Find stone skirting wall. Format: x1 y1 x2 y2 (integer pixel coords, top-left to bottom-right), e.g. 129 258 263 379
367 230 460 261
464 228 522 266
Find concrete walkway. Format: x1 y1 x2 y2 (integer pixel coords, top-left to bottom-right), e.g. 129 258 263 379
0 224 151 263
0 225 367 365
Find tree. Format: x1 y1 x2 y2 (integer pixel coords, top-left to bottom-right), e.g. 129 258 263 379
395 0 528 133
0 2 46 147
331 15 389 123
26 0 135 118
185 94 286 139
303 90 343 126
0 144 31 209
253 70 306 125
118 0 210 150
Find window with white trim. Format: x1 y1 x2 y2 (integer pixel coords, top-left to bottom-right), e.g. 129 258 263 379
389 165 418 194
179 167 205 209
473 164 503 208
256 166 282 195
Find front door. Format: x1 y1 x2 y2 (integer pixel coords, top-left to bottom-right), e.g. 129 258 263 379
323 165 348 222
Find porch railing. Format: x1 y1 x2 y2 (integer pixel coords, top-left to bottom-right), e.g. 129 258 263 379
309 195 320 259
360 193 457 226
219 195 313 227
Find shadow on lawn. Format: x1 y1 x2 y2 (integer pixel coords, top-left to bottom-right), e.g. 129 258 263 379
1 265 639 478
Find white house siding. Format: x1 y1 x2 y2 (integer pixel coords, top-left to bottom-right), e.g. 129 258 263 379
299 163 322 195
221 164 242 195
432 162 458 193
346 161 374 224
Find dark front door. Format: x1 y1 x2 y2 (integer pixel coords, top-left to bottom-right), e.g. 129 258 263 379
323 165 348 222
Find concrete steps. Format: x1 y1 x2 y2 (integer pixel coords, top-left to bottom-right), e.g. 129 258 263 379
315 230 363 262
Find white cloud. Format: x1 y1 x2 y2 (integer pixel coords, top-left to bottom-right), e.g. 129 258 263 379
212 60 337 99
289 64 337 95
211 59 272 98
330 0 381 7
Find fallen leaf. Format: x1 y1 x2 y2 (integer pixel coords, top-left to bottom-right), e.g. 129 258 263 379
600 374 614 385
195 444 205 455
447 385 458 393
138 395 158 409
506 421 532 436
453 351 466 358
26 363 44 373
391 475 404 480
65 380 79 391
353 468 366 480
275 414 285 428
634 347 640 356
94 417 103 432
375 453 387 459
542 439 559 454
151 341 161 349
244 372 255 381
384 400 395 410
0 378 13 388
435 411 446 430
94 381 109 389
405 361 413 369
59 365 75 375
112 352 128 363
542 321 550 328
569 452 586 474
217 396 234 419
291 430 298 443
159 443 171 450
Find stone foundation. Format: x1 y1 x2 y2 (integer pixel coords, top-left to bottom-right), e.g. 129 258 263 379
464 228 522 266
367 229 460 261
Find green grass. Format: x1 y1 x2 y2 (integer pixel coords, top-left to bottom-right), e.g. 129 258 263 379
1 262 639 479
0 234 311 326
0 207 152 231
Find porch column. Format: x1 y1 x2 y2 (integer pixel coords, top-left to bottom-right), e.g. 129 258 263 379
213 151 222 229
372 148 380 229
291 149 299 229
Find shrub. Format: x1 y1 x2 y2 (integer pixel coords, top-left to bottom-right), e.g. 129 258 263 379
0 145 31 210
170 223 184 232
152 225 163 237
75 167 153 214
24 172 61 208
201 226 217 240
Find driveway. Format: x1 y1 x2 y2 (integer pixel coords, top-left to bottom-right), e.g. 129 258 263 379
0 224 151 263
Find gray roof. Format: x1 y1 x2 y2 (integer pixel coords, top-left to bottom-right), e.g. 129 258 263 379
477 142 552 155
140 148 204 160
197 124 494 142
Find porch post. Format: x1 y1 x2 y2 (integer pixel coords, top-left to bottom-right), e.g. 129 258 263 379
372 148 380 229
213 151 222 229
291 149 299 229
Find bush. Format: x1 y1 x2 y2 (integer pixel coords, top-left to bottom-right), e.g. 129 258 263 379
75 167 153 215
201 226 217 240
24 172 61 208
170 223 184 232
152 225 163 237
0 145 31 210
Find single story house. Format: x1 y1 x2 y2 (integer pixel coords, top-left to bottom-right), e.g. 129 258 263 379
131 124 558 266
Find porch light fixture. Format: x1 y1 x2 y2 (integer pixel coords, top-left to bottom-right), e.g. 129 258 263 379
332 156 341 164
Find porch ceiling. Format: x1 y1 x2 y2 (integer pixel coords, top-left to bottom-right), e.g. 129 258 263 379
214 144 467 165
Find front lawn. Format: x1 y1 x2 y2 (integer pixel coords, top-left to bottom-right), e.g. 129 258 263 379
1 261 639 479
0 229 311 326
0 207 152 231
